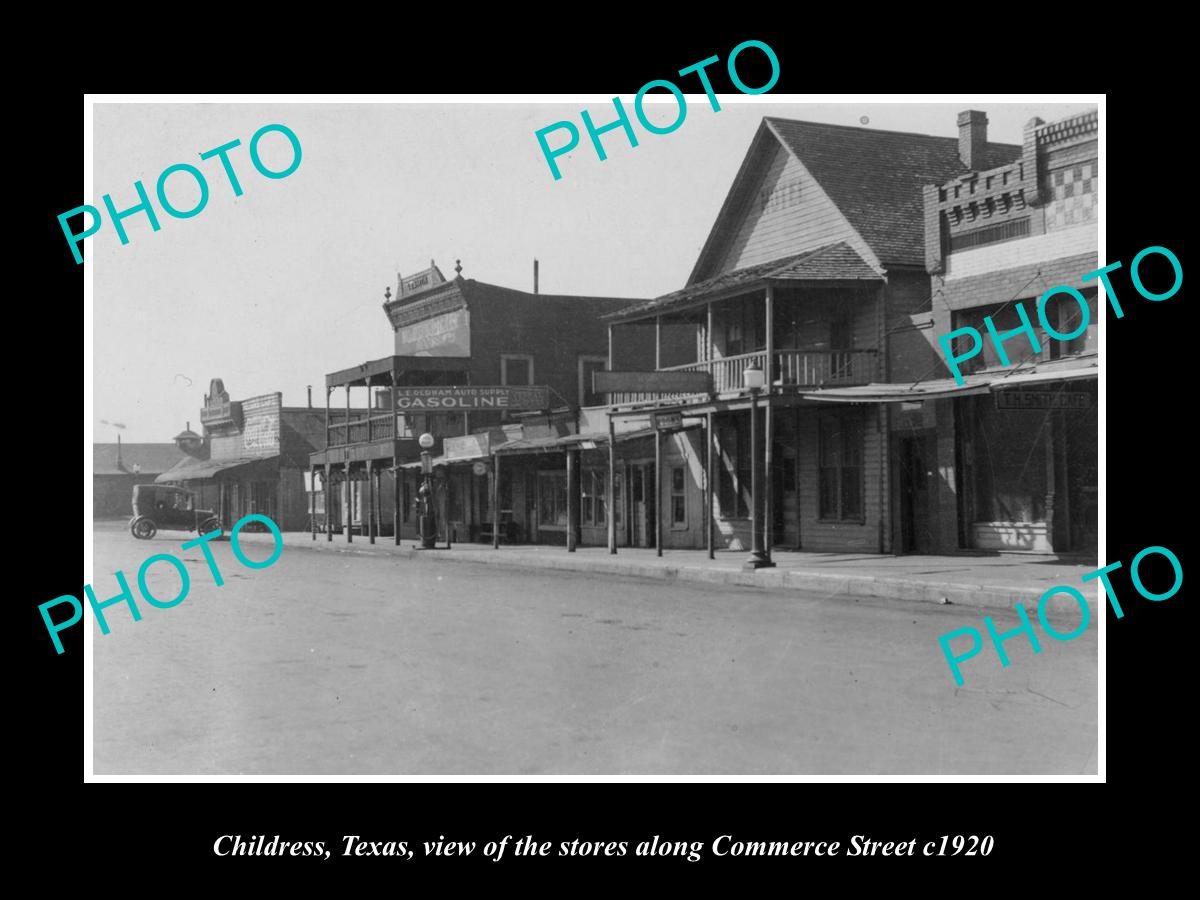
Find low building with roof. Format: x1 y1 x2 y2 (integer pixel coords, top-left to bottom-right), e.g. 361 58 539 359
93 439 187 519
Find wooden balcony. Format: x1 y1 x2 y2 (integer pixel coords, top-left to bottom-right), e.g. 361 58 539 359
607 349 878 405
326 412 397 448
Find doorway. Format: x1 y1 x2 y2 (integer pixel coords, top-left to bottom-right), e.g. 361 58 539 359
772 437 799 548
629 462 656 548
898 433 933 553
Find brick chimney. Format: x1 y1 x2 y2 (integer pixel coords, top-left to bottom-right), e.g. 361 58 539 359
957 110 988 170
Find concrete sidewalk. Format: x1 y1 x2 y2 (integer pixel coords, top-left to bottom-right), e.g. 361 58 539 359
247 528 1100 614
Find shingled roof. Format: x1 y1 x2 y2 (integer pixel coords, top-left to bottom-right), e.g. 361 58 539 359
763 117 1021 267
608 242 882 322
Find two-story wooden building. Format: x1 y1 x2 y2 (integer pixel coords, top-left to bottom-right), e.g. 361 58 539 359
309 261 645 544
595 110 1098 560
600 115 1030 556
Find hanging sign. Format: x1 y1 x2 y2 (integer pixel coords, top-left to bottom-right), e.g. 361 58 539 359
393 386 550 411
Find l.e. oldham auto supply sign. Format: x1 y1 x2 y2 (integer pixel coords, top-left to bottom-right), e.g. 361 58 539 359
393 386 550 411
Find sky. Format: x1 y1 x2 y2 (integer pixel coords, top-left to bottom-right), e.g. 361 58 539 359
90 98 1096 443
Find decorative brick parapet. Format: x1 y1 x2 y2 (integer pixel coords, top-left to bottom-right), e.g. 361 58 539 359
924 109 1098 275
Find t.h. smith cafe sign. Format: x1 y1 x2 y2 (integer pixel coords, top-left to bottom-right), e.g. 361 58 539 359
394 386 550 411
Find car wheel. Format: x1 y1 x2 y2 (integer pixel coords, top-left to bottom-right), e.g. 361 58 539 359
131 517 157 540
200 517 222 537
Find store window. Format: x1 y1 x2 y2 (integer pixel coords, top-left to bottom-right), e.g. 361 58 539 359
501 354 535 386
538 471 568 526
670 466 687 528
818 410 864 521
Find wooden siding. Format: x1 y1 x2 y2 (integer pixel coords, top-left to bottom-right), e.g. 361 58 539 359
796 405 888 552
717 143 879 277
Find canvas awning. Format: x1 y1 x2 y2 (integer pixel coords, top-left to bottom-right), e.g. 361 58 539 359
795 355 1098 403
394 427 673 469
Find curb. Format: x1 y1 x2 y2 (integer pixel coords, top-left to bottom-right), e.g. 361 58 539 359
258 533 1095 615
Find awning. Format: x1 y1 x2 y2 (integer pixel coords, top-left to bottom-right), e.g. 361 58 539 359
156 455 280 483
395 427 676 469
797 355 1098 403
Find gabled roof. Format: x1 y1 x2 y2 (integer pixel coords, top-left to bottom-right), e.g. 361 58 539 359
93 443 186 476
690 117 1022 281
607 242 882 323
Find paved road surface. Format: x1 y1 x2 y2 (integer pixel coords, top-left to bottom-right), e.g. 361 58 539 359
91 527 1097 775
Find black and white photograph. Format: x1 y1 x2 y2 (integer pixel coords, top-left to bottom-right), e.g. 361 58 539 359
81 95 1103 778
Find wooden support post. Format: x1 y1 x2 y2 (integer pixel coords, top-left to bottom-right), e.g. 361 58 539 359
706 411 715 560
345 464 353 543
655 316 662 370
310 468 316 540
345 385 352 543
764 284 775 561
492 452 501 550
324 463 332 541
566 448 578 552
366 459 375 544
1045 411 1056 552
765 284 775 385
607 415 617 555
655 427 663 557
706 301 714 364
365 374 372 442
393 454 401 546
765 401 774 562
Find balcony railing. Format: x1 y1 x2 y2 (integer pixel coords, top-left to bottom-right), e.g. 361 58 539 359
326 413 397 447
774 348 878 387
607 349 879 405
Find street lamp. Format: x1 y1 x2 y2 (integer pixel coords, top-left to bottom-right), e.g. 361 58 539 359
418 431 437 549
742 362 775 570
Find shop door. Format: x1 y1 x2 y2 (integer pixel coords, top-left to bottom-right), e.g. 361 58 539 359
898 434 932 553
630 463 655 548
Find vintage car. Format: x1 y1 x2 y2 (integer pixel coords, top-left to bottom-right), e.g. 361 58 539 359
129 484 221 540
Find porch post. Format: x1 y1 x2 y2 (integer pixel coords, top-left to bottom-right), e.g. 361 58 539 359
655 315 662 370
607 414 617 554
345 385 352 543
765 401 774 562
365 374 372 442
1045 412 1056 552
706 411 715 560
393 453 401 545
655 426 663 557
765 284 775 383
324 463 332 541
706 301 714 363
310 468 316 540
764 285 775 561
492 452 501 549
366 459 375 544
345 464 353 543
566 448 578 552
